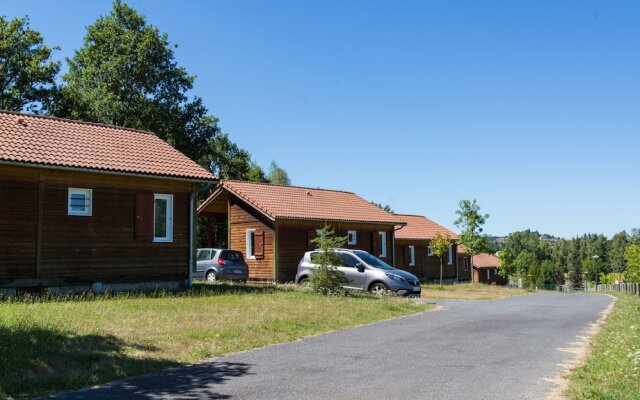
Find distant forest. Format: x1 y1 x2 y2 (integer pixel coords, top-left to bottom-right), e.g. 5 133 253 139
489 229 640 286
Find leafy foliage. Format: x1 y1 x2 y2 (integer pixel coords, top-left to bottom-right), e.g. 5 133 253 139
267 161 291 185
624 244 640 283
0 16 60 113
371 202 393 213
308 225 349 295
454 199 490 257
430 232 451 287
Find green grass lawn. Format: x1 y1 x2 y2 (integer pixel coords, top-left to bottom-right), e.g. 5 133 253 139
421 282 528 300
566 293 640 399
0 283 430 399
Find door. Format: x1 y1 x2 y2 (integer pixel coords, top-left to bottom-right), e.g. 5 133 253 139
338 252 368 290
196 250 212 272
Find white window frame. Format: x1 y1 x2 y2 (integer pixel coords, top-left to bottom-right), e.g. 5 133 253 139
448 245 453 265
153 194 173 243
464 258 469 271
378 231 387 258
246 229 256 259
68 188 92 216
486 269 491 280
347 230 357 245
409 245 415 267
428 246 434 256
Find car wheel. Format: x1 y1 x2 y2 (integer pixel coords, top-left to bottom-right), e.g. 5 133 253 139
298 277 310 286
369 282 388 295
205 271 217 283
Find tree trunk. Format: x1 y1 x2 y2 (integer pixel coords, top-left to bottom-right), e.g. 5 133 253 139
440 257 443 287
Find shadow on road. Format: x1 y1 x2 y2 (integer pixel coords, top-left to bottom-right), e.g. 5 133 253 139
53 361 253 399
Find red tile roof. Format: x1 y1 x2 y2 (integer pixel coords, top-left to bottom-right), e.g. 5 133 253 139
200 180 406 225
394 214 459 240
0 110 216 181
472 253 500 269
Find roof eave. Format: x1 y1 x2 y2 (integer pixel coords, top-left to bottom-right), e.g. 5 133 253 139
0 160 216 184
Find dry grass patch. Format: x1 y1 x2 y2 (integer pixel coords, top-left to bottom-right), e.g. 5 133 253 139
0 283 430 398
421 282 528 300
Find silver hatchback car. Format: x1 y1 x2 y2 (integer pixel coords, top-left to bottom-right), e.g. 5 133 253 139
295 249 421 297
195 248 249 282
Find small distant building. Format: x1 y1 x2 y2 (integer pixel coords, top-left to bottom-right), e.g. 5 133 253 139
470 253 507 285
393 214 464 282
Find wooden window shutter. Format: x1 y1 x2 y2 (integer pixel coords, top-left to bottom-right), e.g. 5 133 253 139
255 229 265 259
372 232 380 256
307 230 317 251
135 192 154 241
404 246 411 266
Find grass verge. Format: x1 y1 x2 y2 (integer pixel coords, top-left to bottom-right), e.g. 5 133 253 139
421 282 528 300
565 293 640 399
0 283 430 399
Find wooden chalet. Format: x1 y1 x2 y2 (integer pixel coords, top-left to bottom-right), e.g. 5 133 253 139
0 111 216 295
198 180 407 282
393 214 468 282
470 253 507 285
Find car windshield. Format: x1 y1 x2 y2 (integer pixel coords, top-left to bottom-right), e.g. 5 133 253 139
352 251 394 270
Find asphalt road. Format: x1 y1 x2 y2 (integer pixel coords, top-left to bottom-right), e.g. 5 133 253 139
49 293 613 400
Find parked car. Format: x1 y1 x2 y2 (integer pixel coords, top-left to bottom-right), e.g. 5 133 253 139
195 248 249 282
295 249 421 297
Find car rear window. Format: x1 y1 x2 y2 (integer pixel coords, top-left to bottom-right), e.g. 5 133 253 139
221 250 244 261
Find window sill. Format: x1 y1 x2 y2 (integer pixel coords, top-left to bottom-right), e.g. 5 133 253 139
153 238 173 243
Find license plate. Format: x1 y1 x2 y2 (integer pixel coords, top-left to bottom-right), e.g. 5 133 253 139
413 286 420 291
233 269 242 274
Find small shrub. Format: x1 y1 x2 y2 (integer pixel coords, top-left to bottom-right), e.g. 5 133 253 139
308 225 349 295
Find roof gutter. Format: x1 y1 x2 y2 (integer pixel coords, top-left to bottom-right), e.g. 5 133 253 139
0 160 217 184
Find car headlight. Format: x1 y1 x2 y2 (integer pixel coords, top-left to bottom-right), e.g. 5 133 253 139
386 273 406 282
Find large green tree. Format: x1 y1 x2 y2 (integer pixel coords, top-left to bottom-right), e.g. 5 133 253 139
624 244 640 283
608 231 628 273
0 16 60 113
54 1 264 181
454 199 491 267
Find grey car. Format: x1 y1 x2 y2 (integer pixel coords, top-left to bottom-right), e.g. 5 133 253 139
195 248 249 282
295 249 421 297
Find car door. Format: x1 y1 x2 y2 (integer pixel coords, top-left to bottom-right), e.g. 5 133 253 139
196 250 211 273
338 252 368 290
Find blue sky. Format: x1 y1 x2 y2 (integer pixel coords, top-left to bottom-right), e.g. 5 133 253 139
4 1 639 238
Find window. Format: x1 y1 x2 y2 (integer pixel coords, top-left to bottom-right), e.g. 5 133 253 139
464 258 469 271
197 250 211 261
428 246 434 256
340 253 360 268
448 246 453 265
486 269 491 280
409 245 415 267
347 230 357 245
378 232 387 258
153 194 173 242
221 250 244 262
68 188 92 216
246 229 256 259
